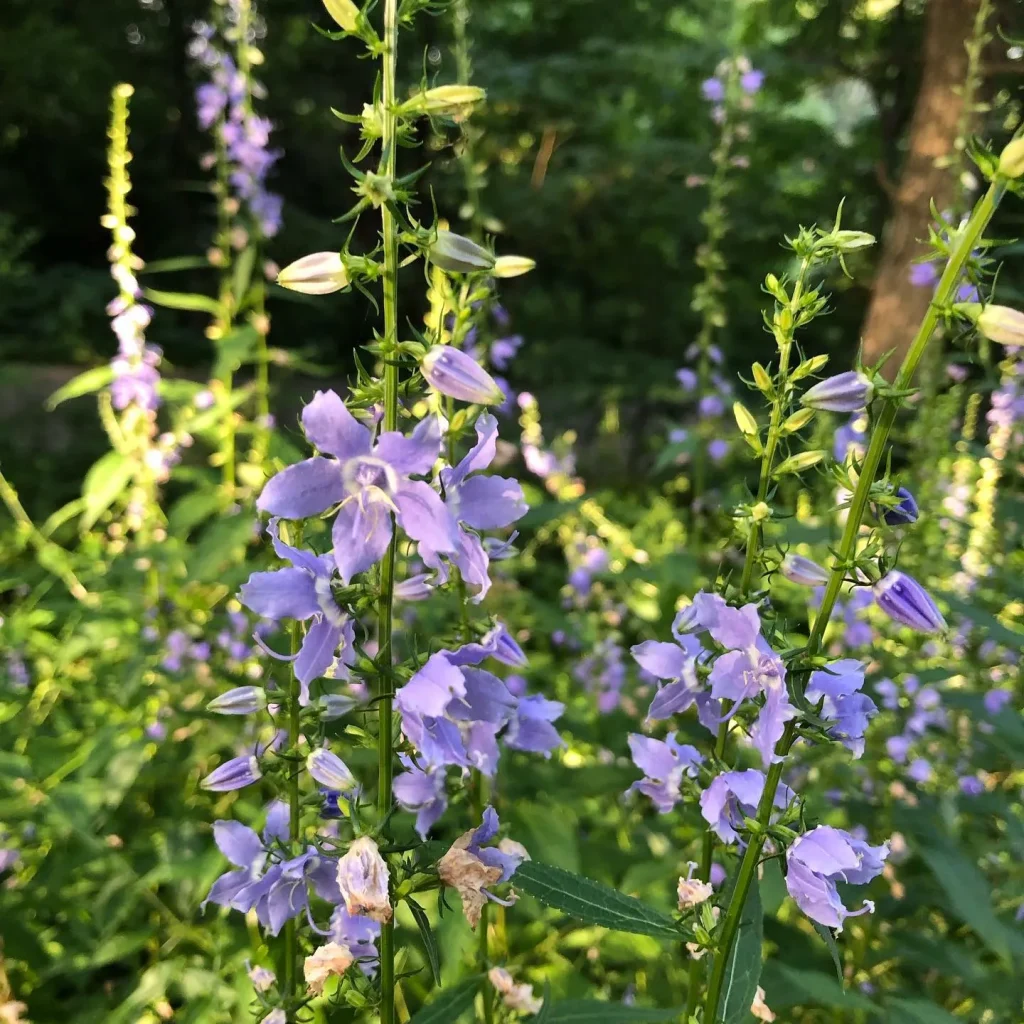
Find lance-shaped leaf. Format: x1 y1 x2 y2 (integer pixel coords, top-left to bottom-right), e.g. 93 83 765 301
410 975 483 1024
720 876 763 1024
540 1002 684 1022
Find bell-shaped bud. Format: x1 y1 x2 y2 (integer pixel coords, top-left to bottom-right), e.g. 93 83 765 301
873 571 947 634
832 230 875 251
421 346 504 405
877 486 919 526
336 837 392 923
307 748 357 792
319 694 358 720
395 574 434 601
200 754 262 792
428 230 495 273
398 85 486 117
997 137 1024 179
277 252 349 295
957 302 1024 346
801 371 873 413
207 686 268 716
493 255 536 278
323 0 359 32
780 553 830 587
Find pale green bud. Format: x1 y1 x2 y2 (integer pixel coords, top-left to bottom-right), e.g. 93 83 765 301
277 252 349 295
997 137 1024 179
782 407 815 434
832 229 875 251
398 85 486 117
751 362 773 393
323 0 359 32
732 401 758 436
957 302 1024 345
774 450 827 477
428 230 495 273
493 255 536 278
791 354 829 380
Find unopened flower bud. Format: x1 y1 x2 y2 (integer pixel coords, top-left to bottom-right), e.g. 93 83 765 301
997 137 1024 179
319 694 358 719
832 230 875 251
780 553 830 586
395 574 434 601
399 85 486 116
336 837 392 922
876 485 919 526
873 571 947 634
200 754 262 792
277 252 349 295
773 450 827 476
493 255 536 278
207 686 267 715
957 302 1024 346
421 346 504 404
428 230 495 273
307 748 356 792
801 371 873 413
323 0 359 32
677 876 714 910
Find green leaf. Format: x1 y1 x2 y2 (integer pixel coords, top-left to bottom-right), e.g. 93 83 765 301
232 244 257 306
762 964 878 1013
919 844 1024 963
80 451 133 531
885 997 962 1024
167 491 223 537
406 897 441 987
811 921 844 983
212 325 260 381
410 975 482 1024
186 513 256 583
514 861 683 939
541 1001 684 1022
937 591 1024 649
143 287 222 316
720 876 763 1024
140 255 212 274
46 365 115 409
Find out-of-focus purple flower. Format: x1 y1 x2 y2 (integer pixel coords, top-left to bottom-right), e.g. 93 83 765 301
330 905 381 973
707 438 730 462
740 69 765 94
257 391 458 585
785 825 887 930
806 659 876 758
699 394 725 418
676 368 698 392
240 518 356 701
874 677 899 710
490 335 523 370
834 414 866 463
201 753 262 792
802 371 874 413
627 733 702 813
700 769 791 844
907 758 932 784
710 862 727 887
984 688 1012 715
959 775 984 797
909 261 940 288
0 849 20 874
886 734 911 763
505 695 565 756
702 78 725 102
873 571 947 634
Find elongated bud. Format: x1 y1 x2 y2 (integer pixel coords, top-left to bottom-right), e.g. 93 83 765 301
875 485 919 526
956 302 1024 346
773 450 827 477
200 754 262 792
493 255 536 278
732 401 758 435
395 574 433 601
336 837 392 922
307 748 356 792
277 252 349 295
780 553 830 586
781 407 815 434
323 0 359 32
319 694 358 720
801 371 873 413
207 686 267 715
873 571 947 634
422 346 504 404
751 362 773 393
997 137 1024 179
398 85 486 117
832 229 875 251
791 354 829 381
428 230 495 273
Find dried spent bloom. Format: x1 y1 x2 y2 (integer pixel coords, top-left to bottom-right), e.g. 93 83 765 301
303 941 354 995
677 863 714 910
750 986 776 1022
488 967 544 1015
421 346 505 405
801 371 874 413
336 837 392 923
277 251 349 295
873 571 947 634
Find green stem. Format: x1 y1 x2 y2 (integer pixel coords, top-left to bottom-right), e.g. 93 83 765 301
701 176 1006 1024
378 0 400 1019
285 612 303 1011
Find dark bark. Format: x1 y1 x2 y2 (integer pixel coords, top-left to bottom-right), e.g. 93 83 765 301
860 0 979 377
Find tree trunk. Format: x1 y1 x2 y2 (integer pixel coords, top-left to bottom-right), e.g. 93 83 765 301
860 0 979 377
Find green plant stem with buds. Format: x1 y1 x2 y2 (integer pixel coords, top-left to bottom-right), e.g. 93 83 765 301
700 174 1008 1024
377 0 400 1018
285 603 303 1009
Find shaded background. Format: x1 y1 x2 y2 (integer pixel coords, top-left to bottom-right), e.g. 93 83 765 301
2 0 1023 513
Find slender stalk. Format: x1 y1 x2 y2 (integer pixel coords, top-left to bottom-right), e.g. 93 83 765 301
701 176 1006 1024
377 0 400 1018
284 554 304 1011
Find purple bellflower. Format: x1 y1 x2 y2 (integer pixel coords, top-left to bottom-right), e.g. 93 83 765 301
700 769 792 844
239 518 356 702
801 371 874 413
805 659 877 758
627 733 702 813
785 825 888 931
256 390 458 584
394 756 449 839
873 571 947 634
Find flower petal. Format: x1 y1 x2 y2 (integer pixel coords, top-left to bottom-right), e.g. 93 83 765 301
374 415 443 477
239 568 319 621
455 475 528 530
294 619 342 698
447 412 498 488
395 480 458 552
631 640 687 681
332 499 393 584
301 389 372 460
258 457 344 519
213 820 263 868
